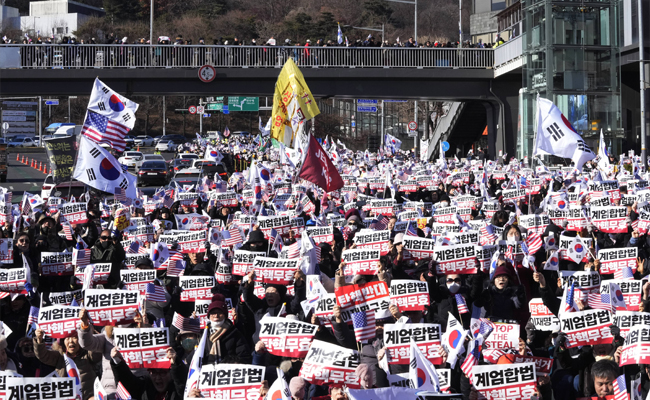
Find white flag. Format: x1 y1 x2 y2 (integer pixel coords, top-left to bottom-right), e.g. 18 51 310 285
534 97 596 171
72 136 134 195
566 235 588 264
93 378 108 400
150 242 170 269
409 342 440 392
184 328 208 399
204 144 224 163
609 282 628 311
597 129 611 172
264 368 292 400
441 312 467 368
87 78 139 129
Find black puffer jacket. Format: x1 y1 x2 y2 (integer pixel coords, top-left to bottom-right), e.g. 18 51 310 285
111 357 185 400
429 275 482 329
475 282 527 321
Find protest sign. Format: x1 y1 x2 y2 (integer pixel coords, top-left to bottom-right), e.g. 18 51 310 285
232 250 265 276
597 247 637 275
590 206 628 233
483 323 520 350
40 251 74 276
258 316 318 358
471 362 537 400
305 226 334 245
176 230 208 253
258 215 292 237
335 281 392 320
389 280 429 311
619 325 650 366
0 267 28 293
113 327 171 369
434 244 479 274
559 309 614 347
528 299 561 331
37 305 81 338
341 249 380 276
120 269 156 295
179 276 215 302
60 201 88 225
253 257 299 285
6 377 77 400
383 323 442 365
75 263 111 285
613 311 650 338
48 289 82 306
402 236 436 261
299 340 360 388
198 364 265 399
353 230 391 256
84 289 140 326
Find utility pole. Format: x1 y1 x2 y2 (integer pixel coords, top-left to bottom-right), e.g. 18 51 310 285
38 96 42 145
639 0 647 166
68 96 71 122
162 96 166 135
199 98 203 134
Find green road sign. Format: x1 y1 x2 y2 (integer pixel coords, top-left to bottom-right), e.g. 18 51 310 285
228 97 259 112
206 103 222 111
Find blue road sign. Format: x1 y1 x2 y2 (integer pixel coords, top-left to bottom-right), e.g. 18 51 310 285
357 106 377 113
351 121 356 127
442 141 450 152
357 99 378 105
384 100 408 103
45 100 59 106
222 105 229 114
203 114 211 117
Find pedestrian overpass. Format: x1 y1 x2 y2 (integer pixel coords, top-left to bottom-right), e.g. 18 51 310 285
0 44 523 159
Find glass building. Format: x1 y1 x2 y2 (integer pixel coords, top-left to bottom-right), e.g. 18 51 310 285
519 0 622 158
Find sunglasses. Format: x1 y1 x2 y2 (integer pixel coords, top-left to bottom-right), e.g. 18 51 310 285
446 278 461 283
22 345 34 352
100 236 110 241
18 239 29 244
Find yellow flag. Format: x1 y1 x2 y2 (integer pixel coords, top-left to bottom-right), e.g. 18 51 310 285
271 58 320 144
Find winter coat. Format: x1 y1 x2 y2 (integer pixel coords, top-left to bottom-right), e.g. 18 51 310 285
111 357 186 400
33 339 101 400
202 318 251 364
78 327 117 395
475 282 527 322
90 240 125 288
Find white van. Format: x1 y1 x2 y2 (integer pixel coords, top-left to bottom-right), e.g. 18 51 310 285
53 125 82 137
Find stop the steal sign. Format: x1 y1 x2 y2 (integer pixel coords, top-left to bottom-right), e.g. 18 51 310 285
483 323 520 350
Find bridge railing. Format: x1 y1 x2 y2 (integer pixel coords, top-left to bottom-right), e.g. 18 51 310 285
0 44 494 69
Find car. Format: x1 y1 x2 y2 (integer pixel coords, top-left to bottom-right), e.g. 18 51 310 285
135 154 165 170
172 168 202 188
124 135 136 148
155 140 176 152
118 151 144 169
134 135 155 147
137 160 169 186
41 175 86 200
8 137 36 147
169 158 193 174
190 159 230 180
176 153 200 160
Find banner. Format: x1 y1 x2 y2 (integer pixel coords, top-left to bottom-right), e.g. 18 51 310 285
120 270 156 295
509 356 553 376
613 311 650 338
559 271 600 296
179 276 215 302
37 305 81 338
433 206 457 224
471 363 537 400
84 289 140 326
434 244 479 275
341 249 380 276
258 316 318 358
176 230 208 254
590 206 627 233
43 136 77 184
619 326 650 366
48 290 82 306
335 281 391 319
597 247 637 275
518 214 549 235
253 257 299 285
383 323 442 365
60 201 88 225
483 323 519 350
402 236 436 261
40 251 74 276
528 299 561 331
113 327 171 369
389 280 429 311
0 267 28 293
75 263 111 285
603 279 643 311
198 364 265 399
353 230 391 256
258 215 292 237
211 192 238 207
559 309 614 347
232 251 266 276
305 226 334 245
502 189 527 203
6 377 77 400
370 199 396 216
299 340 359 388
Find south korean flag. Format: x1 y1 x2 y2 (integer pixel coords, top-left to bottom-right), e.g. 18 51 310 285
87 78 139 129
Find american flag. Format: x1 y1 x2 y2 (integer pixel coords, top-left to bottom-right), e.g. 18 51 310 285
222 228 243 247
73 248 90 266
81 111 129 152
162 194 174 209
371 215 389 231
478 318 495 339
614 266 634 280
479 224 497 245
21 196 31 216
351 310 376 342
613 374 628 400
505 245 514 262
525 231 543 255
268 228 279 246
564 282 577 313
116 382 132 400
27 306 39 325
62 222 74 241
145 283 167 302
283 241 300 259
114 187 128 203
341 226 353 241
406 222 418 236
172 312 201 333
455 294 469 314
460 339 479 378
167 251 185 276
587 292 610 310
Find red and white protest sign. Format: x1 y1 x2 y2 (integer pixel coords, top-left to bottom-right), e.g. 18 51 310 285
471 362 537 400
353 230 391 256
6 377 77 400
48 289 82 306
434 244 479 275
60 201 88 225
502 189 527 203
258 215 292 237
529 299 561 331
559 270 600 297
389 280 429 311
518 214 549 235
370 199 396 216
84 289 140 326
590 206 628 233
179 276 215 302
40 251 74 276
433 206 457 224
211 191 238 207
253 257 299 285
114 327 171 369
335 281 392 319
176 230 208 254
232 250 265 276
299 340 360 388
619 325 650 366
0 267 28 293
510 355 553 376
341 249 380 276
383 323 443 365
75 263 111 285
305 226 334 245
120 269 156 295
199 364 265 399
606 279 643 311
258 316 318 358
598 247 637 275
588 181 621 203
475 245 498 273
613 311 650 338
560 309 614 348
402 236 436 261
483 323 520 350
37 305 81 338
566 207 589 232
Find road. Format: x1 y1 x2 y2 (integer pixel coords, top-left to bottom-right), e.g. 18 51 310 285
7 148 174 202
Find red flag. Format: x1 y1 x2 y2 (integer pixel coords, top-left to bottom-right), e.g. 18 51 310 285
298 134 344 192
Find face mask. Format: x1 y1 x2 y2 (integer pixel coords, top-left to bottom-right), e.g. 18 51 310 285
181 338 198 352
441 201 449 207
595 355 614 362
100 241 110 249
36 243 47 250
347 225 357 232
211 320 225 329
447 282 460 294
41 227 50 235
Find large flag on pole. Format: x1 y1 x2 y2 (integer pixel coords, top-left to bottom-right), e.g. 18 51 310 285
72 135 136 197
184 328 208 399
534 97 596 171
271 58 320 145
87 78 139 129
597 129 611 171
298 134 344 192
